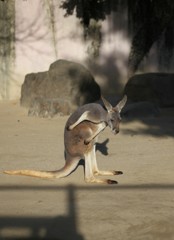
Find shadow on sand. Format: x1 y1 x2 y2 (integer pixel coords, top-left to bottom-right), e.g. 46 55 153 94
0 183 174 239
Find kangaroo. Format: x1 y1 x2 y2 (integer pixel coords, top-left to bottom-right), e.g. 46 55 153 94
4 95 127 184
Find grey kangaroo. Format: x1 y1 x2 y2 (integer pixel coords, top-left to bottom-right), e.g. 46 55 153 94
4 95 127 184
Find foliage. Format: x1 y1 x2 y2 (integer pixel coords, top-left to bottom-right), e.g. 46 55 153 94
60 0 120 27
128 0 174 74
60 0 174 73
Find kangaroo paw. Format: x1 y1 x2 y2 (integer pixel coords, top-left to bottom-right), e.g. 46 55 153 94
84 140 90 145
67 125 73 131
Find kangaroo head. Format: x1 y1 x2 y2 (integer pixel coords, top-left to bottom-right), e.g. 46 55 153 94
101 95 127 134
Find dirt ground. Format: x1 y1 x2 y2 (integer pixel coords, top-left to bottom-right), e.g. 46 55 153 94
0 101 174 240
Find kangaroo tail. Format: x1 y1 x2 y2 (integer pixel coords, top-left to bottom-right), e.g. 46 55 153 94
3 160 79 179
3 169 60 179
4 170 63 178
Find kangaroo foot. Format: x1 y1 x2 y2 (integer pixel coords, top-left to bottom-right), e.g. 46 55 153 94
107 179 118 184
85 177 118 184
114 171 123 175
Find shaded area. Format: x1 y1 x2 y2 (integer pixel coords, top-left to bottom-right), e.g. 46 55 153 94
123 117 174 138
0 183 173 239
122 106 174 138
0 216 82 240
128 0 174 74
0 184 174 192
0 185 84 240
87 54 126 95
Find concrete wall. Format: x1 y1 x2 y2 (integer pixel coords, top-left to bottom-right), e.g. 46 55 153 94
0 0 172 100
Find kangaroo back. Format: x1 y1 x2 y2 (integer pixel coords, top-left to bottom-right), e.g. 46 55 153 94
66 95 127 134
65 103 107 130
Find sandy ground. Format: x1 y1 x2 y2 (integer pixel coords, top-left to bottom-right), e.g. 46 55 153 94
0 101 174 240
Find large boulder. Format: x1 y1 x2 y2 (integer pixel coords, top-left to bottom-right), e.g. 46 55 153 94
21 59 101 116
124 73 174 107
28 97 71 117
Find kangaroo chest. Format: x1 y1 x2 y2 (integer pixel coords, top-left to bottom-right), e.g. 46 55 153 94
91 121 107 134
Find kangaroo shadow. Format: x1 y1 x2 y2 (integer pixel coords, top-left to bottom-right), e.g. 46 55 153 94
96 138 109 156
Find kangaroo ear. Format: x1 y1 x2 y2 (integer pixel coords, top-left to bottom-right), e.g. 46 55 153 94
115 95 127 113
101 96 113 112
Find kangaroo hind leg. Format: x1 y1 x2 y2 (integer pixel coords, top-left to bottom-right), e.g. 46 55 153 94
84 151 118 184
90 144 122 177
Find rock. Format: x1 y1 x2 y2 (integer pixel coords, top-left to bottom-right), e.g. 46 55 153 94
124 73 174 107
21 59 101 116
28 97 71 117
